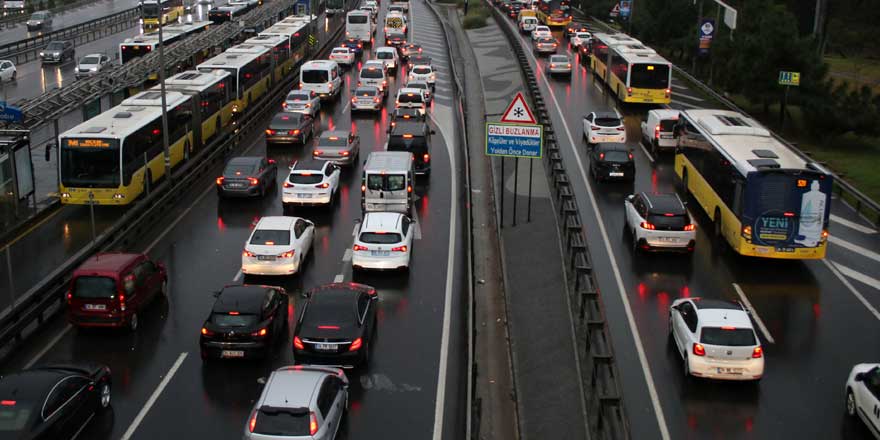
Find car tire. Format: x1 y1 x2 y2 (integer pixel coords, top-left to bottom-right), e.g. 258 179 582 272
845 389 857 417
128 313 138 332
682 352 691 377
98 381 111 410
11 71 16 81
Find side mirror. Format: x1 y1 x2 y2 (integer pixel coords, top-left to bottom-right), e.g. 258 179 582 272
625 195 635 202
301 291 310 299
430 129 436 135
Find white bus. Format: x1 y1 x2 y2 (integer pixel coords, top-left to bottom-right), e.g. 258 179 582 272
300 60 342 101
346 10 373 44
118 21 209 64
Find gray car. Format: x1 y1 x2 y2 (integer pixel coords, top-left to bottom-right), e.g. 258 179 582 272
266 112 317 146
312 130 360 166
40 40 75 64
216 156 277 198
244 365 348 440
26 10 52 31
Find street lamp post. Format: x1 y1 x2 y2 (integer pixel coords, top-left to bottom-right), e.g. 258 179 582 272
157 20 173 185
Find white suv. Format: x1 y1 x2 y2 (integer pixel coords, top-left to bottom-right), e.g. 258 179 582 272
583 110 626 145
329 47 355 66
669 297 764 381
408 64 435 87
624 192 695 253
352 212 415 271
374 46 400 73
395 87 426 115
282 159 341 210
531 25 551 41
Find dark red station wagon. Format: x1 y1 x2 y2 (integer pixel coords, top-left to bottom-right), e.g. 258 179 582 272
66 253 167 331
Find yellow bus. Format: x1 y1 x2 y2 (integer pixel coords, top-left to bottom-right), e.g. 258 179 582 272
58 91 194 205
674 109 833 259
589 33 672 104
534 0 571 27
141 0 183 29
197 43 273 117
157 69 236 148
259 16 313 73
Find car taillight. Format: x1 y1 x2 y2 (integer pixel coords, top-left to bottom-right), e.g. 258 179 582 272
316 182 330 189
201 327 214 336
692 343 705 356
248 410 257 433
265 129 275 135
251 328 268 337
616 126 625 131
66 291 72 303
247 177 259 186
407 185 412 193
423 153 430 163
566 63 571 68
374 97 380 103
349 337 363 351
752 346 763 358
640 221 655 230
289 129 301 136
283 181 294 188
341 151 350 156
309 412 318 435
654 125 661 139
327 82 333 90
353 244 368 251
591 125 600 130
550 64 556 68
392 245 407 252
665 88 671 97
313 150 323 156
626 87 632 96
118 293 126 311
293 336 304 350
683 224 696 231
358 43 362 48
361 184 366 192
599 153 605 160
279 250 295 258
243 250 256 257
281 102 288 108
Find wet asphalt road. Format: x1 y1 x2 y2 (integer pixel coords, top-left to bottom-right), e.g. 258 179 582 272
1 2 468 439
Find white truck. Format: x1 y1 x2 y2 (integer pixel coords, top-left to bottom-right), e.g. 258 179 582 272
640 109 680 156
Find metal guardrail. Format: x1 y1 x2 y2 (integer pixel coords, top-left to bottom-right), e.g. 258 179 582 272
0 0 119 29
0 6 140 65
582 14 880 228
490 5 629 439
0 11 345 363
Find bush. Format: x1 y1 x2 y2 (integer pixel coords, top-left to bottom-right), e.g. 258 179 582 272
462 12 487 29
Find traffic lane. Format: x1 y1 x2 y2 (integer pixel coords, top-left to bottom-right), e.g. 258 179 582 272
0 0 140 47
3 26 141 103
531 27 880 440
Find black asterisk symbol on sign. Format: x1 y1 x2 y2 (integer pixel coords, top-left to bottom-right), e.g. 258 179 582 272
513 108 525 118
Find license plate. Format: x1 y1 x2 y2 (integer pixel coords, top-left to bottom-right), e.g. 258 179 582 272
297 193 313 198
84 304 106 311
315 343 336 351
658 237 677 242
775 247 795 253
221 350 244 358
228 183 245 188
609 172 624 177
371 250 391 256
661 135 673 139
258 255 276 261
716 367 743 374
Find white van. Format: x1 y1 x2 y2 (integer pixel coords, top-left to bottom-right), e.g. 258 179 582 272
384 11 406 35
519 16 538 33
300 60 342 101
358 60 387 94
361 151 414 213
640 109 680 155
346 10 374 44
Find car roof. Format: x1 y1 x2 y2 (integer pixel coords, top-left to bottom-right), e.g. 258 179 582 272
549 54 569 60
0 368 74 404
696 306 752 329
538 37 555 42
255 216 296 230
376 47 396 53
649 109 680 120
320 130 350 139
76 252 141 274
228 156 261 165
390 121 428 135
288 89 313 96
271 112 305 124
262 369 325 408
214 285 270 313
362 212 404 232
596 144 629 152
291 158 327 172
640 192 686 214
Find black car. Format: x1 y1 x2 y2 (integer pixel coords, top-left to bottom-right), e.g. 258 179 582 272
400 43 422 60
0 363 112 439
293 282 378 368
216 156 277 198
340 38 364 57
39 40 74 64
389 107 426 131
200 284 289 360
407 55 432 69
385 30 407 48
590 144 635 182
387 121 434 176
507 4 523 18
266 112 317 146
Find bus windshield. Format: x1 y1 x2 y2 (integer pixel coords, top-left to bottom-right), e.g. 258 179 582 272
348 14 368 24
629 63 669 89
60 139 121 188
142 3 160 17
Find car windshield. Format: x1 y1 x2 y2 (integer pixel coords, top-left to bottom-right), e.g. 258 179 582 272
361 68 383 78
250 229 291 246
360 232 403 243
367 174 406 191
319 136 348 147
289 173 323 184
31 12 47 19
211 313 259 327
302 69 329 83
700 327 757 346
81 56 100 65
253 407 311 436
72 276 117 299
377 52 393 59
601 150 630 163
412 67 431 75
46 42 64 50
224 162 256 176
348 14 368 24
595 117 621 127
0 402 33 432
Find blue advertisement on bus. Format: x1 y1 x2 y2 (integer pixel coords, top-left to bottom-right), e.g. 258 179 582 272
744 172 832 250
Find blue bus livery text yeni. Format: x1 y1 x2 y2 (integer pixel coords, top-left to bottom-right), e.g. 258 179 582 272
674 109 833 259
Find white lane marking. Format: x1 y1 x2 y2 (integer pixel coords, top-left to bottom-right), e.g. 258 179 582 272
638 139 655 163
672 93 704 102
24 324 72 369
145 184 215 253
120 352 188 440
428 101 458 440
831 214 877 234
823 259 880 322
333 274 344 283
352 224 359 237
410 204 422 240
342 248 353 262
671 100 700 109
828 235 880 263
831 261 880 291
233 269 242 282
671 83 688 90
732 283 775 344
518 29 671 440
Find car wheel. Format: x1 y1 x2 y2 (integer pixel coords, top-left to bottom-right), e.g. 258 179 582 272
99 382 111 410
128 313 138 332
360 338 371 367
11 71 16 81
845 389 857 417
682 352 691 377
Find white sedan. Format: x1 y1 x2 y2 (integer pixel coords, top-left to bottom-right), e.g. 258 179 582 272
408 64 435 87
583 110 626 145
241 216 314 276
0 60 15 82
329 47 355 66
74 53 110 78
531 25 551 41
352 212 415 271
570 31 592 48
845 363 880 437
669 297 764 381
283 90 321 117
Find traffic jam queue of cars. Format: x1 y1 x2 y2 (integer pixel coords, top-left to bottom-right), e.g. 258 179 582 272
0 2 437 439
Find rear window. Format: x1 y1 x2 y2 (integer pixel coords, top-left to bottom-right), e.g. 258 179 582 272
0 402 33 432
549 56 568 63
398 92 423 103
659 119 677 132
700 327 756 346
359 232 403 243
302 69 329 84
253 407 310 436
72 276 117 299
211 313 259 327
647 213 688 229
250 229 291 246
388 135 427 154
356 88 378 96
274 113 303 125
377 52 393 59
331 48 349 54
601 150 630 162
348 14 368 24
595 117 621 127
361 68 383 78
287 92 310 101
224 162 255 175
412 67 431 75
367 174 406 191
290 172 323 184
319 136 347 147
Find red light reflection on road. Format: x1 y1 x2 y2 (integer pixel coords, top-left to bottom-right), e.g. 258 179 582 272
350 400 362 413
745 417 753 432
687 415 698 429
656 291 670 310
638 283 647 300
420 193 429 211
651 169 658 191
321 233 329 252
813 303 821 318
327 116 335 130
217 217 226 232
681 285 690 297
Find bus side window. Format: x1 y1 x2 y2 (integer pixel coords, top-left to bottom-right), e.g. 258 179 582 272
732 179 744 217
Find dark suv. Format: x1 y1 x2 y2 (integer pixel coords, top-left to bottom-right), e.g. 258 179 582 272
589 143 635 182
386 121 434 177
40 40 75 64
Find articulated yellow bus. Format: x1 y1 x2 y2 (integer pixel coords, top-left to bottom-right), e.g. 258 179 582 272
157 70 236 147
197 44 273 116
588 33 672 104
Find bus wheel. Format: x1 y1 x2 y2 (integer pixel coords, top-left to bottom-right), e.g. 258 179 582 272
714 209 722 239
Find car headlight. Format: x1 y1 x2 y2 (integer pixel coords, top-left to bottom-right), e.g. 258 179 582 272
39 52 44 56
90 67 98 72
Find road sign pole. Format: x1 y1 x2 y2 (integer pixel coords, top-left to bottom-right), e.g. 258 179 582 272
780 85 789 131
88 192 97 245
527 158 533 223
512 157 518 227
500 158 504 229
6 245 15 307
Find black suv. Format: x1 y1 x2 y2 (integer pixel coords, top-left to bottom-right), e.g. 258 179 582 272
386 121 434 176
40 40 75 64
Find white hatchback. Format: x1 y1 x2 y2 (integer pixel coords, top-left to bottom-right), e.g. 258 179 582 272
241 216 314 276
669 297 764 381
282 159 341 210
352 212 415 271
408 64 435 87
583 110 626 145
329 47 355 66
624 192 696 253
374 46 400 72
531 25 551 41
571 31 592 48
845 363 880 436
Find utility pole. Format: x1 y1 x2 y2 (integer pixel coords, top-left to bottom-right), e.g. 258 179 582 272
158 21 172 184
692 0 703 74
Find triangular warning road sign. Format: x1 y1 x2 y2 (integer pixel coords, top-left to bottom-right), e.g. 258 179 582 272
500 92 537 124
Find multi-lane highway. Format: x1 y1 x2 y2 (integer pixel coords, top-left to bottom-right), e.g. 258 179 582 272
0 0 139 46
493 11 880 440
1 1 468 439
